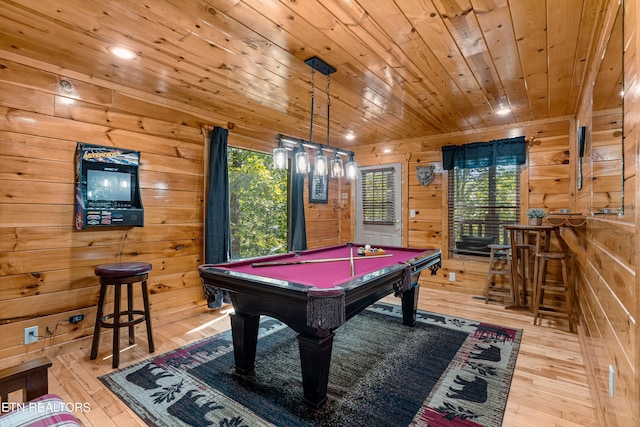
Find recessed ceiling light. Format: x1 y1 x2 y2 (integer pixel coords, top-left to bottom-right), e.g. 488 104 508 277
107 46 138 60
495 103 511 115
495 96 511 115
345 131 355 140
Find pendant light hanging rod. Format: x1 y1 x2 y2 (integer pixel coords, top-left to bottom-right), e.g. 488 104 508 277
326 69 331 148
279 56 347 156
306 56 335 151
309 68 315 143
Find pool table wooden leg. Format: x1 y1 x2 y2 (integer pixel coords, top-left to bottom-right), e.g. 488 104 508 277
297 333 334 408
401 284 419 326
230 312 260 373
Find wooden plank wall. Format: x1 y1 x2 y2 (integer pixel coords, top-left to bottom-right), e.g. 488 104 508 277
568 1 638 426
591 111 624 211
0 54 348 368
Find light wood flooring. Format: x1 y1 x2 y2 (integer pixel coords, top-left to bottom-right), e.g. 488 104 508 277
45 288 598 426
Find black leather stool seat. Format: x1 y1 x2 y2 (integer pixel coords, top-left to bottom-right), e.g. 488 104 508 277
95 262 152 278
90 262 154 368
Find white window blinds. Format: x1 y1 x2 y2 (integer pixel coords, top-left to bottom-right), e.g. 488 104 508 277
448 164 521 256
361 167 396 225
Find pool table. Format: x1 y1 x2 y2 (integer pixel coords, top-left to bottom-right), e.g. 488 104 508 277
198 243 441 407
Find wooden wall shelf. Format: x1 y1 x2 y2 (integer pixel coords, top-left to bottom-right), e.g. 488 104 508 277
547 213 586 227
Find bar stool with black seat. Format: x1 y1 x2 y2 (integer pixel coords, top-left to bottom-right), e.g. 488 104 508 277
90 262 154 368
532 252 574 332
484 244 515 304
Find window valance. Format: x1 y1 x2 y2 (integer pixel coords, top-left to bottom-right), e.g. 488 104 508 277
442 136 526 170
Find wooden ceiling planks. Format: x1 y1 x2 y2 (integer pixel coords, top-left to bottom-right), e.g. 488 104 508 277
200 0 428 142
401 0 491 129
427 0 505 128
471 0 530 123
252 0 441 139
0 0 617 147
564 0 604 118
365 0 480 127
546 0 585 118
593 4 623 112
510 0 549 121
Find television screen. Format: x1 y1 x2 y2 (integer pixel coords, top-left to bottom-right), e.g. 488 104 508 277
87 169 132 203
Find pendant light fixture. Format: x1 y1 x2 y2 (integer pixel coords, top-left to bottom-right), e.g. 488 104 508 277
272 139 288 170
273 56 357 179
295 143 310 174
345 153 357 180
331 153 344 178
315 146 327 176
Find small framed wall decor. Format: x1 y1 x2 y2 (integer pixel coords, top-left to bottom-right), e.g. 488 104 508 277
309 167 328 203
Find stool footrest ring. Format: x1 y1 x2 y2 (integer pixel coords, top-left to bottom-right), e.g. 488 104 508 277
98 310 148 329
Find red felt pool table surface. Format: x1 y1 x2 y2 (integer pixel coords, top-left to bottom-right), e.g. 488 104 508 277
213 244 431 289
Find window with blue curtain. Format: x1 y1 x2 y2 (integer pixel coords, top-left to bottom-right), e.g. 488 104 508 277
442 136 526 256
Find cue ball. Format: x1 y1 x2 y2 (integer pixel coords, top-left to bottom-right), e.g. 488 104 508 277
364 244 371 250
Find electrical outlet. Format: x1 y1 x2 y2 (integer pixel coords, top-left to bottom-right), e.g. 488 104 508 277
69 314 85 323
24 326 38 345
449 272 456 282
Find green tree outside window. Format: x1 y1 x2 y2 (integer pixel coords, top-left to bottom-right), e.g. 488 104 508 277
228 147 288 259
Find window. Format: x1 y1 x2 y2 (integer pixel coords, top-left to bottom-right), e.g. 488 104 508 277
361 168 396 225
442 136 526 257
228 147 288 259
448 165 521 255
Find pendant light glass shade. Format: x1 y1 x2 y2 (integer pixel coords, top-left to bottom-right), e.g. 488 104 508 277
345 155 357 180
314 148 327 176
295 146 310 174
331 155 343 178
272 141 288 170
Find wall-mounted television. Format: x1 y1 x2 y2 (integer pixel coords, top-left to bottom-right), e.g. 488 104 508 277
75 143 144 229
